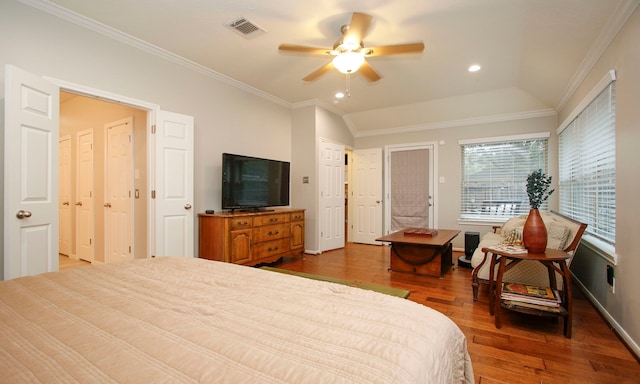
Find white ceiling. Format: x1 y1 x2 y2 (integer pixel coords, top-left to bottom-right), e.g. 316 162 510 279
36 0 637 134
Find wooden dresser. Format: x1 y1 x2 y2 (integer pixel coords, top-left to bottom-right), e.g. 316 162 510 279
198 209 305 266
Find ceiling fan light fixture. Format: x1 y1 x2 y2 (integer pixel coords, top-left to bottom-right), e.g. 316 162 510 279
333 52 365 74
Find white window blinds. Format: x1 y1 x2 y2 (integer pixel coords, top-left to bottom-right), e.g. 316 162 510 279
460 134 549 221
558 81 616 245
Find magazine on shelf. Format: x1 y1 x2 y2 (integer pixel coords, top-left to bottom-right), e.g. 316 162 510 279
488 244 528 254
502 300 563 313
502 282 558 300
501 283 561 307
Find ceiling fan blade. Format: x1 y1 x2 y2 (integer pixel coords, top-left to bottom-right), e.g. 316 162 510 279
358 61 381 82
303 62 334 81
344 12 372 44
279 44 332 55
364 42 425 56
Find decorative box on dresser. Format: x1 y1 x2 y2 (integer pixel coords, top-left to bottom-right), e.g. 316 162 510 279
198 209 305 266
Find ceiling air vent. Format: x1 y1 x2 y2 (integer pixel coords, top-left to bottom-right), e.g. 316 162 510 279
225 17 266 39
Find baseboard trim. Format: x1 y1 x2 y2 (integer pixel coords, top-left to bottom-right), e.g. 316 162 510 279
572 273 640 360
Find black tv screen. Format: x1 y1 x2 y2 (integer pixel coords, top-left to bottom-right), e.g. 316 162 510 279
222 153 291 210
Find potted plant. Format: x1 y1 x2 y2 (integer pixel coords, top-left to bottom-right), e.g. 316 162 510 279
523 169 555 252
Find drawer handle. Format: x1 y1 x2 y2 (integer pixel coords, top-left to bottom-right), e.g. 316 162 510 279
268 230 280 236
270 218 278 222
267 246 279 252
236 221 248 226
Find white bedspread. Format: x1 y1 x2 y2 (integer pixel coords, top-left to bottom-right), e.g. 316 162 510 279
0 257 473 383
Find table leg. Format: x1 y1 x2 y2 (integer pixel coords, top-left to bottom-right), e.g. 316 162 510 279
494 257 507 329
561 261 572 338
488 252 497 315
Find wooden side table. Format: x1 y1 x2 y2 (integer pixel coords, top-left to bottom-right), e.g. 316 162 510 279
484 247 573 338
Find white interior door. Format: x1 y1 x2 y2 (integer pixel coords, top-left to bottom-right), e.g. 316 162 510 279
153 110 194 257
4 65 59 280
105 117 133 263
76 129 94 262
351 148 383 244
318 140 345 252
59 136 71 256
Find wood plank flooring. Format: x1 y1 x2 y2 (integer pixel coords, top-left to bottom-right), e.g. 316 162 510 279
272 243 640 384
59 244 640 383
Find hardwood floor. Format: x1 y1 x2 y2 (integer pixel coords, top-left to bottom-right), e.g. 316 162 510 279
58 254 91 270
59 245 640 383
272 243 640 384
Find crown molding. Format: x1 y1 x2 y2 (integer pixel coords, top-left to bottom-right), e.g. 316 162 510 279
18 0 291 109
352 109 557 138
555 0 640 111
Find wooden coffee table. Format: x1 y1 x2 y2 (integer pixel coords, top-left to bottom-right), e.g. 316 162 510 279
376 229 460 278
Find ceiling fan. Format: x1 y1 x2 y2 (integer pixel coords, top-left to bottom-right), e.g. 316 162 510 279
279 12 424 82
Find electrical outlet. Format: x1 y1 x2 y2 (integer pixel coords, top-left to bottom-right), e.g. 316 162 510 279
607 265 615 293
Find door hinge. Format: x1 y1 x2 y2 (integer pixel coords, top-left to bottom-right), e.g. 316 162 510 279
89 238 92 245
151 190 156 199
151 124 156 134
129 246 131 253
129 190 131 198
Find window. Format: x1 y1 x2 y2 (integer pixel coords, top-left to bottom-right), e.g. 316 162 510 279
460 133 550 221
558 73 616 246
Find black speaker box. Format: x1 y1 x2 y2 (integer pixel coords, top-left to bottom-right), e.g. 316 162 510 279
465 231 480 257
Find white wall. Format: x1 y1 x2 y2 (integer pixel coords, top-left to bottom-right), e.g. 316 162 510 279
559 6 640 354
0 0 292 262
355 114 559 249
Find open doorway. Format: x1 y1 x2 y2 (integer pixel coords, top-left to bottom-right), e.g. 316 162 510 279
58 91 148 264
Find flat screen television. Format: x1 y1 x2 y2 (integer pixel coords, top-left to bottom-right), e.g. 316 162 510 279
221 153 291 211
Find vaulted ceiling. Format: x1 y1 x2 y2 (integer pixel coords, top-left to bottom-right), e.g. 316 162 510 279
35 0 638 135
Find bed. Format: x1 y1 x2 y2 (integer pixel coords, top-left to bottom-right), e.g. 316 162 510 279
0 257 474 383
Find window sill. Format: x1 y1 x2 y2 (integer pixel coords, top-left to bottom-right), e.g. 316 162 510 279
457 218 510 227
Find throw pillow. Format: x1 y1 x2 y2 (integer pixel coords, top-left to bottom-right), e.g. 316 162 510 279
547 222 570 250
501 216 527 238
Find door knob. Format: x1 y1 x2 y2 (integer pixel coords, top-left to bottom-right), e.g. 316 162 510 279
16 210 32 219
75 202 83 206
104 203 112 208
184 203 192 210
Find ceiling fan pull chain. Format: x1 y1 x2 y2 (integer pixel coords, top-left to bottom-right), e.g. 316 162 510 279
346 73 351 98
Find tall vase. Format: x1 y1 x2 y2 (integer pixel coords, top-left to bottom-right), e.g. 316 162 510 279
522 209 547 253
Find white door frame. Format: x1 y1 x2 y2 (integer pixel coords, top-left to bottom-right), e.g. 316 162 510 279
44 77 159 258
384 142 438 234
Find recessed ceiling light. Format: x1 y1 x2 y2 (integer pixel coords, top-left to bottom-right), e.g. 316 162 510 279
468 64 481 72
335 92 345 99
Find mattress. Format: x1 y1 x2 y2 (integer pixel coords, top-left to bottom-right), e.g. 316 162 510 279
0 257 473 383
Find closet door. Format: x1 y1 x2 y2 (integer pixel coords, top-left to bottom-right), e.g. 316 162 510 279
76 129 94 262
318 139 345 252
351 148 382 244
59 136 72 256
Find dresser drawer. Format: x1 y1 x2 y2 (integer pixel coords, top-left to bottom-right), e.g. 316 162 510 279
254 214 288 226
230 217 253 229
253 239 289 258
253 223 289 243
